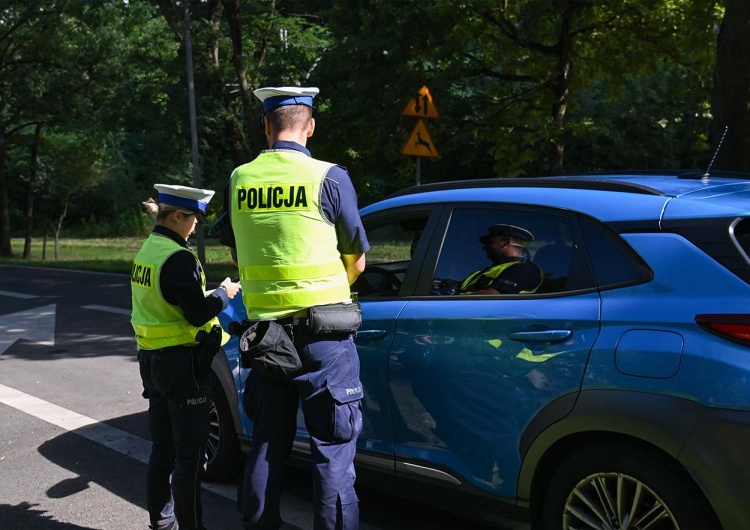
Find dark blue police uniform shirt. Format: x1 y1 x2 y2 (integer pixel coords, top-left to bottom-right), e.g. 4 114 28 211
221 141 370 256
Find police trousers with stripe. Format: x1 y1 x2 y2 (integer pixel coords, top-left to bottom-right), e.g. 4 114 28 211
138 345 211 530
240 325 364 530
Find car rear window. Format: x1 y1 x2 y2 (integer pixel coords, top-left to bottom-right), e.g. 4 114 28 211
580 216 653 289
664 217 750 286
732 218 750 267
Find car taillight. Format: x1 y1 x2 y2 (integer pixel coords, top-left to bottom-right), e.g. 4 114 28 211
695 314 750 346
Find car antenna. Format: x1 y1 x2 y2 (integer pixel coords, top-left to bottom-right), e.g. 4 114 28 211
702 125 728 181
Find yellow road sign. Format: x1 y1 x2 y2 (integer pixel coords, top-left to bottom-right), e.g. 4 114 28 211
402 120 439 158
402 85 439 119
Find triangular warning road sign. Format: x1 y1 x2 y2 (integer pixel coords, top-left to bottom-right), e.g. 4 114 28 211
402 120 439 158
402 86 439 119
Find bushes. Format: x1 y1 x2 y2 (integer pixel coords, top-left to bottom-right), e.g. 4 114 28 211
69 212 153 238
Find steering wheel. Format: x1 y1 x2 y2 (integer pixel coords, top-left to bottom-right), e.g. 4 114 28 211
357 266 402 295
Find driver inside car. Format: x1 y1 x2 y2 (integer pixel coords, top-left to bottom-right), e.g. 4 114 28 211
458 224 543 295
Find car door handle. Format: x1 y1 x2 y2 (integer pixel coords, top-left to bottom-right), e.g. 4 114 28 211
508 330 572 342
357 330 388 341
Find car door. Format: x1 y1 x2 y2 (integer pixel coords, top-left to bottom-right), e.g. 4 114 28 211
388 204 601 499
345 206 441 468
234 205 439 466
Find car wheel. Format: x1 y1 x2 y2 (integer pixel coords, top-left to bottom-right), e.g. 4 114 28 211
542 443 717 530
203 372 241 482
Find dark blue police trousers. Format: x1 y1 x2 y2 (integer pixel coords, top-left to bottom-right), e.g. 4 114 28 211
139 346 211 530
240 325 364 530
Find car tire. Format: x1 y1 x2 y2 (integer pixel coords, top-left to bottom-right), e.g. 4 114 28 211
542 442 718 530
204 371 241 482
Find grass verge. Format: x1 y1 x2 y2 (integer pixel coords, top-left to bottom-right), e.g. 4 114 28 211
0 237 238 282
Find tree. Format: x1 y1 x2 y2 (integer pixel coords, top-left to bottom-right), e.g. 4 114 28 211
446 0 720 175
0 0 732 238
313 0 720 196
711 0 750 171
1 0 181 253
35 131 111 259
0 1 63 257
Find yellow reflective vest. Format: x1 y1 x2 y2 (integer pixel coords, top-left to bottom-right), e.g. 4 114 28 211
460 261 541 294
230 149 350 319
131 232 224 350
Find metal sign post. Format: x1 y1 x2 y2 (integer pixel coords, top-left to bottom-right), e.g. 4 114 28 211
183 1 205 266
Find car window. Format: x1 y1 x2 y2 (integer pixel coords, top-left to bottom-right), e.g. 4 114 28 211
431 208 578 294
353 212 430 297
732 217 750 277
580 215 652 288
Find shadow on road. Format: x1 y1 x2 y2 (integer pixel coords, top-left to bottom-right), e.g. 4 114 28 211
37 414 493 530
0 501 99 529
37 421 245 529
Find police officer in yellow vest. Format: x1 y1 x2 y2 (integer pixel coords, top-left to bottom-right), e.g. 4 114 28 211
132 184 240 530
459 224 543 295
221 86 369 530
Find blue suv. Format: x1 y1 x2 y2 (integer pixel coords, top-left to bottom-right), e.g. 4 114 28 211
205 172 750 530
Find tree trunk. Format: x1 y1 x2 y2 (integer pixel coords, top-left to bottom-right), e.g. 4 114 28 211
23 123 42 259
53 195 70 260
222 0 254 163
207 0 224 67
711 0 750 172
42 224 48 261
0 132 11 257
23 189 34 259
155 0 252 166
548 0 577 175
153 0 182 40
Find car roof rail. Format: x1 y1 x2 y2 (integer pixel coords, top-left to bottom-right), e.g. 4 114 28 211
386 177 665 200
677 170 750 180
587 168 750 180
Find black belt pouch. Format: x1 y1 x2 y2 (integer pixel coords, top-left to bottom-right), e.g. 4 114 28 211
308 303 362 335
239 320 302 379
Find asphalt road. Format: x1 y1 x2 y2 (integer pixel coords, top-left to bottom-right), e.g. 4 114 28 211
0 265 495 530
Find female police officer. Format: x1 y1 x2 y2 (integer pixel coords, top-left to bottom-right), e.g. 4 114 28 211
131 184 240 530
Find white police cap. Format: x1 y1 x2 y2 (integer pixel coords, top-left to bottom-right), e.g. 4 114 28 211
253 86 319 113
479 224 535 244
153 184 215 223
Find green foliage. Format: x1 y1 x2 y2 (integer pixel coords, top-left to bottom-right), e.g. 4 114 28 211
566 62 714 173
0 0 737 247
68 212 153 238
0 237 236 280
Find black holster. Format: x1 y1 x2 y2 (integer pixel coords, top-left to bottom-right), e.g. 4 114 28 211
194 325 222 377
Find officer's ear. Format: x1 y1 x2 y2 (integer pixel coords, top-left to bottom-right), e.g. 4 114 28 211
306 117 315 138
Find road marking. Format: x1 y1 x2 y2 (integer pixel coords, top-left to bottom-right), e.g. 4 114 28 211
0 304 56 355
81 304 131 316
0 382 366 529
0 290 38 299
0 383 235 500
